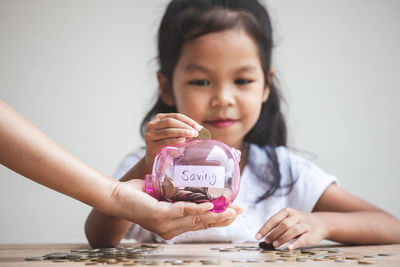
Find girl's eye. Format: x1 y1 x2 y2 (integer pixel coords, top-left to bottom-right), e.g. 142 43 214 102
235 79 253 85
188 80 210 86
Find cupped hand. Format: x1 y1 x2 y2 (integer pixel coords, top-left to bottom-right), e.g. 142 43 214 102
255 207 328 250
111 179 243 240
144 113 202 170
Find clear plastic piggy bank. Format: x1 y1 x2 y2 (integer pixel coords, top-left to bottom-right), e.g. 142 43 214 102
145 139 241 212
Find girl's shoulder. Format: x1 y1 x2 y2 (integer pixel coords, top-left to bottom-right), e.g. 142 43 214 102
248 144 319 171
247 144 337 185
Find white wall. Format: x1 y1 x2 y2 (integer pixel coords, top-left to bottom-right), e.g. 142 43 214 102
0 0 399 243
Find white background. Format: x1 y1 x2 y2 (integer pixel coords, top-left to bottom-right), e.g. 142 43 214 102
1 0 399 243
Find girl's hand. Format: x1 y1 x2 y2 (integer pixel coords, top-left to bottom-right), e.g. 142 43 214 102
255 208 328 250
145 113 202 169
111 179 243 240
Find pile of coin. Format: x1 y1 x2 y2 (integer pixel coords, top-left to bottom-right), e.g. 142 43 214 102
207 243 394 265
25 242 396 265
160 177 233 204
25 244 163 265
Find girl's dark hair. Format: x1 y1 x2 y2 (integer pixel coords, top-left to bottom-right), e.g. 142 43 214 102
141 0 295 202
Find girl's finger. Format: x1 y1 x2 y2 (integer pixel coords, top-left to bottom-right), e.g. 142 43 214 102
272 223 306 248
150 117 198 134
154 113 202 132
264 216 297 245
287 232 312 250
149 127 197 140
255 208 290 241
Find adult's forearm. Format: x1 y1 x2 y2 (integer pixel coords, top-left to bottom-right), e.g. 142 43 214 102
0 100 115 213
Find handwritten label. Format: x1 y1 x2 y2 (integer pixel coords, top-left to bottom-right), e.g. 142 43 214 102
173 165 225 188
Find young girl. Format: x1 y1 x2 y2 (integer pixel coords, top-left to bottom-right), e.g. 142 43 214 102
85 0 400 248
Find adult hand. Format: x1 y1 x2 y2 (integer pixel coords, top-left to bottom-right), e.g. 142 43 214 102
109 179 243 240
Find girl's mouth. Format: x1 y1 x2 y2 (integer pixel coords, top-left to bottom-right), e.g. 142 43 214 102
206 119 236 128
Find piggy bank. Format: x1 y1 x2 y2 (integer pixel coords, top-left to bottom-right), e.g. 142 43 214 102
144 139 241 212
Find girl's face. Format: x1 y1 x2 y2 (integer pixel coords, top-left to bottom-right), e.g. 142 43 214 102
161 28 270 149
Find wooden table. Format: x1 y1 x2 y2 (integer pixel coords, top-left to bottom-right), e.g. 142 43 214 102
0 243 399 266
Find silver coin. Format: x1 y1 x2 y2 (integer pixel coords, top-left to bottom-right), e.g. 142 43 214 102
207 187 224 198
296 258 313 262
231 259 247 262
335 259 352 263
45 252 69 259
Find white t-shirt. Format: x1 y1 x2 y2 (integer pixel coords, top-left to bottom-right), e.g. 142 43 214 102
113 144 337 243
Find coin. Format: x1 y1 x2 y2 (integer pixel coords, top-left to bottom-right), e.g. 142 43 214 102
296 258 312 262
218 248 238 252
232 259 247 262
207 187 224 198
186 187 207 194
346 256 363 260
364 255 379 258
258 241 275 250
186 192 209 202
162 177 175 199
25 256 47 261
197 127 211 140
358 259 377 265
200 260 221 265
172 189 192 201
246 259 264 263
313 258 330 261
45 252 68 259
170 260 185 265
378 253 395 256
144 260 161 265
335 259 352 263
222 188 232 200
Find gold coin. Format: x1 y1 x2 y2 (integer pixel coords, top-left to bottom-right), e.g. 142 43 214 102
358 260 377 265
346 256 363 260
196 127 211 140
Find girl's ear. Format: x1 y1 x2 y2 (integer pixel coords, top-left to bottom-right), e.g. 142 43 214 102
157 71 175 106
262 68 274 102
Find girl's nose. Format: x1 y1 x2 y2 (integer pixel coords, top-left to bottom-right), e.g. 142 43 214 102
210 86 236 108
